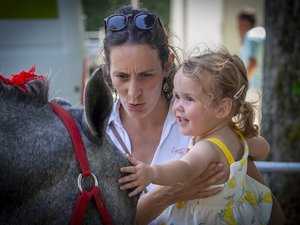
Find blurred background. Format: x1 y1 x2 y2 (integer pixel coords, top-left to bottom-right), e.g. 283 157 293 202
0 0 299 224
0 0 265 104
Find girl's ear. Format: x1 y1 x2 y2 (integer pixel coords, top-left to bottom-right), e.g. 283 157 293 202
164 53 175 76
215 98 233 119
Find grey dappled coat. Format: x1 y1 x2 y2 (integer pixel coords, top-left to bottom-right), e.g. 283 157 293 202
0 68 138 225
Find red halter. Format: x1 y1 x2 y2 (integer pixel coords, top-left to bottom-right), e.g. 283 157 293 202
50 102 113 225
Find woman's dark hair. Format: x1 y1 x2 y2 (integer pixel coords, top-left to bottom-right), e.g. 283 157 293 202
102 5 177 100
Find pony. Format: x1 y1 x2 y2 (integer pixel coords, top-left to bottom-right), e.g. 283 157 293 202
0 67 138 225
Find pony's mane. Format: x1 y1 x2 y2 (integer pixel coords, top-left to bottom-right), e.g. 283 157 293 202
0 67 49 106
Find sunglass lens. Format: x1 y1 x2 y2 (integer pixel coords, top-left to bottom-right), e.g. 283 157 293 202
107 15 127 31
135 14 156 30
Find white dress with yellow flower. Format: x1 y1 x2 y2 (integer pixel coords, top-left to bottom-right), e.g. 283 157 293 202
155 135 273 225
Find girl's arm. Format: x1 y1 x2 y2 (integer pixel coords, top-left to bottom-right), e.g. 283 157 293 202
247 135 270 160
136 162 225 225
119 142 217 197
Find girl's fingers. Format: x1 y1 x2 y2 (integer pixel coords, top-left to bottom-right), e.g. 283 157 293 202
120 181 136 190
128 186 144 197
118 173 137 184
126 154 139 165
120 166 136 173
120 179 143 191
120 183 130 190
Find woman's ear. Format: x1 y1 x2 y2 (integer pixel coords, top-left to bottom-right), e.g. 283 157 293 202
215 98 233 119
164 53 175 76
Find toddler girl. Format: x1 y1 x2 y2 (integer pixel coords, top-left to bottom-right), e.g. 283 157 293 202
119 47 272 225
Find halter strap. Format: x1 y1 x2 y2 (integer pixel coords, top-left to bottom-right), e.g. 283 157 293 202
109 121 148 194
50 102 113 225
109 121 131 155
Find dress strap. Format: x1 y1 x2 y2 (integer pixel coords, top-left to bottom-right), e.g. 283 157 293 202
234 129 247 143
206 138 235 165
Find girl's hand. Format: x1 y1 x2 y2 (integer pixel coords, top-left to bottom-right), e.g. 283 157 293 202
119 154 154 197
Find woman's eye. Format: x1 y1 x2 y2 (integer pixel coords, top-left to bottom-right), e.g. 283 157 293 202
141 73 153 78
116 74 128 80
173 93 179 99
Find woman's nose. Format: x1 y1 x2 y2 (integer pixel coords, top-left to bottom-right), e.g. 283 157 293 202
127 80 141 99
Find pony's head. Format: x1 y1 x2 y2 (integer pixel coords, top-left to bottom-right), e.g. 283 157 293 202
0 66 48 106
0 66 137 224
0 66 113 145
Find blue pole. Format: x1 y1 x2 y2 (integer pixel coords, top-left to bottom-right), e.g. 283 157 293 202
254 161 300 173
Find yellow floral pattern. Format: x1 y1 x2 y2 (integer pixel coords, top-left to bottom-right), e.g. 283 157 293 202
155 136 273 225
245 190 258 206
223 208 238 225
263 192 272 203
228 177 236 188
175 201 186 209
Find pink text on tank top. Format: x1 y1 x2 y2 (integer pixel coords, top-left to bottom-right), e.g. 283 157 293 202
171 147 188 155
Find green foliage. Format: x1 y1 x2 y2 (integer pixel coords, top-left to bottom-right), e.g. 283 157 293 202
0 0 57 19
139 1 170 27
81 0 170 31
292 75 300 96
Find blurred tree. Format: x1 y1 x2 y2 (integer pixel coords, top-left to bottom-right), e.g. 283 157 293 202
262 0 300 224
81 0 170 31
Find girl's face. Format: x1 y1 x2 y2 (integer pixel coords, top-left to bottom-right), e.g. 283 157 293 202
172 68 218 137
110 44 166 119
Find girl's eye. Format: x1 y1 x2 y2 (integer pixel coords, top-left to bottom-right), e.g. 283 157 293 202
186 96 194 102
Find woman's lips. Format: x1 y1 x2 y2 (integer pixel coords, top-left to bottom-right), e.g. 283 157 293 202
127 102 145 111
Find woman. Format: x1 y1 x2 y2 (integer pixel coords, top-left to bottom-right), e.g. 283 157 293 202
102 5 284 225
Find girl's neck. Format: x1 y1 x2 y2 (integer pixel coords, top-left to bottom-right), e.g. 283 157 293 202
195 121 230 142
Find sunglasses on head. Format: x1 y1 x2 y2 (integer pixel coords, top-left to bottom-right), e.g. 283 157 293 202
104 13 161 32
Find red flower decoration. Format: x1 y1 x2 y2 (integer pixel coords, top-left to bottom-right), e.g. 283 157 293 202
0 66 45 93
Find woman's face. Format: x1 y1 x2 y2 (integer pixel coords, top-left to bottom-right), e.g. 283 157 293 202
109 44 166 119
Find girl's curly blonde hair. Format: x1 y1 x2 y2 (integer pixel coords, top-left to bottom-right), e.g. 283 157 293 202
182 46 259 138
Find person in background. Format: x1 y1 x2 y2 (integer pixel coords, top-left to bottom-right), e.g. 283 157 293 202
119 47 273 225
102 5 284 225
237 7 266 125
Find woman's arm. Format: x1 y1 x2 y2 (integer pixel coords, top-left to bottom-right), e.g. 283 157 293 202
136 162 225 225
247 135 270 160
247 159 285 225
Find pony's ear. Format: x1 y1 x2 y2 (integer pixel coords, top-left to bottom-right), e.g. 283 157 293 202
83 67 113 144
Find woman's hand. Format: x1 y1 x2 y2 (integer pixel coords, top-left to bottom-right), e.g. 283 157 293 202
160 162 225 203
136 162 225 225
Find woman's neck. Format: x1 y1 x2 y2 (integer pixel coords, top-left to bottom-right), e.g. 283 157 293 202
119 96 169 164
